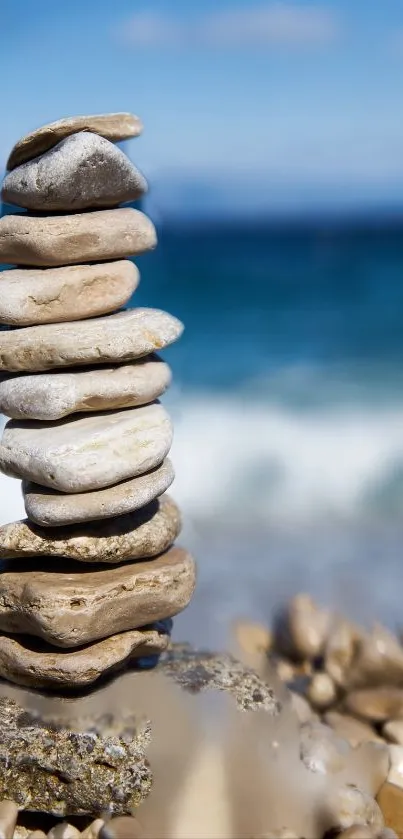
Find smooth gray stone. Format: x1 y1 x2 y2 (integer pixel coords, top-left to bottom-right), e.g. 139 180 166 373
6 111 142 170
23 460 175 527
0 309 183 373
2 132 148 212
0 357 171 420
0 403 173 492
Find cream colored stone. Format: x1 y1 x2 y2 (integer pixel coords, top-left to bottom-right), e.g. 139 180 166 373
0 494 180 564
0 261 138 327
0 357 171 420
3 133 147 212
327 786 384 832
0 309 182 373
7 112 142 170
99 818 142 839
384 720 403 746
0 626 169 690
0 403 172 492
0 208 156 268
80 821 105 839
24 460 174 527
299 721 351 775
388 745 403 789
233 620 272 656
0 547 195 648
307 672 337 710
47 823 80 839
324 711 381 747
0 799 18 839
276 594 330 660
344 625 403 691
325 617 362 687
346 689 403 723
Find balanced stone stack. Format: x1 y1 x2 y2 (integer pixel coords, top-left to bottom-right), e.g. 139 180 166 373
0 113 195 691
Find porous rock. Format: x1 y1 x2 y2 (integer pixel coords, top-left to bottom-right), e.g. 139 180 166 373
0 647 281 816
2 133 147 212
0 209 156 268
6 112 142 170
23 460 175 528
0 261 139 327
0 403 173 492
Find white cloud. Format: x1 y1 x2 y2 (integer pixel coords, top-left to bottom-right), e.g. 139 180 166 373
116 4 340 50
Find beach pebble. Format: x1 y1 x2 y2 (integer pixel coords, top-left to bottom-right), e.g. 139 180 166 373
388 745 403 788
0 799 18 839
6 112 142 170
2 133 147 212
0 624 169 689
345 689 403 723
0 261 138 327
336 827 376 839
0 495 180 563
27 832 47 838
324 712 381 747
0 208 156 268
307 672 337 710
47 823 80 839
0 308 182 374
383 720 403 746
345 625 403 690
80 820 105 839
99 817 142 838
377 782 403 835
23 460 174 528
325 617 361 687
299 721 351 774
0 403 172 493
233 620 272 657
326 786 384 832
0 357 171 421
276 594 330 660
0 547 195 649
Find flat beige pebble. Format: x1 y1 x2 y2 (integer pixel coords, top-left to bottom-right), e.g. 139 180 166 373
388 745 403 788
0 546 196 648
99 817 142 839
23 459 174 527
3 133 147 212
0 403 173 493
47 824 80 839
0 261 138 327
25 833 47 839
7 112 142 170
0 209 156 268
79 821 104 839
324 711 381 747
0 494 181 564
307 671 337 710
0 624 169 690
0 308 181 374
345 688 403 723
0 799 18 839
0 356 170 421
384 720 403 746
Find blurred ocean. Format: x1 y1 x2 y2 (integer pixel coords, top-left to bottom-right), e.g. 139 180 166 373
3 214 403 646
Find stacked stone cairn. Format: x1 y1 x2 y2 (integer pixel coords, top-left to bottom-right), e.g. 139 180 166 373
0 113 196 691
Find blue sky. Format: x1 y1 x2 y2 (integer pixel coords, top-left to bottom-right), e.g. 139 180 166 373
2 1 403 211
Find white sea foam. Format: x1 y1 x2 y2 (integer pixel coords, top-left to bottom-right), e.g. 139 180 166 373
1 398 403 528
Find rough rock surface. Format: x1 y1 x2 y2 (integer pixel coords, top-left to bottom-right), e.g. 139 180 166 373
0 626 170 689
23 460 175 527
0 547 196 647
0 647 281 816
0 403 173 492
0 495 180 563
6 112 142 170
0 208 156 267
2 133 147 212
0 309 183 373
0 357 171 421
0 261 139 327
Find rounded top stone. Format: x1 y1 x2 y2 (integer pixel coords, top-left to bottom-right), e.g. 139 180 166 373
6 112 142 171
